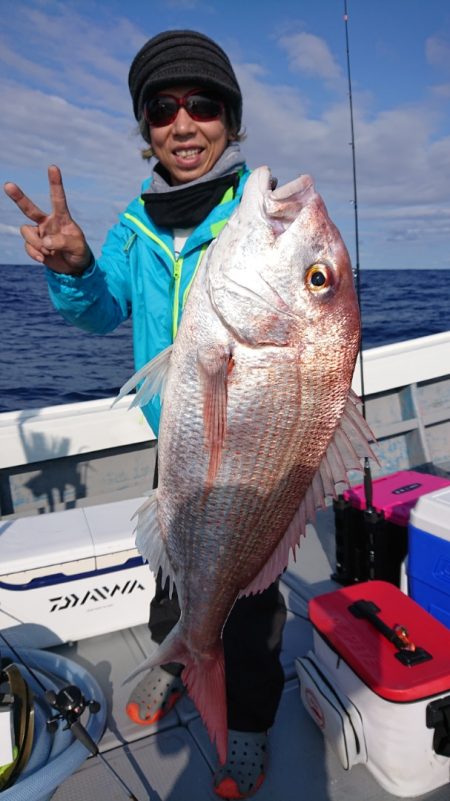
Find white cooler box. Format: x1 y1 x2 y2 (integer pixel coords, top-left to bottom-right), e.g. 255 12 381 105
296 580 450 797
0 497 155 647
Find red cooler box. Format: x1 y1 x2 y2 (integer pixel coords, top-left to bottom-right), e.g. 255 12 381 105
333 470 450 587
296 581 450 796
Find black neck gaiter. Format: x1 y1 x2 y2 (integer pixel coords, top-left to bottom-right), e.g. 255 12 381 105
141 172 240 228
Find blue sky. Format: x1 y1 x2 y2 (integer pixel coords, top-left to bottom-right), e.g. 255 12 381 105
1 0 450 269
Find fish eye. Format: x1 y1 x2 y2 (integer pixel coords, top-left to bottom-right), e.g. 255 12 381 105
305 264 332 293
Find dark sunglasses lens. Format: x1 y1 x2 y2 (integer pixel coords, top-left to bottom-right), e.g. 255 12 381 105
146 97 178 126
145 94 223 126
186 95 223 120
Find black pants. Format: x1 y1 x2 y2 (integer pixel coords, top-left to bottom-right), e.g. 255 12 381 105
149 571 287 732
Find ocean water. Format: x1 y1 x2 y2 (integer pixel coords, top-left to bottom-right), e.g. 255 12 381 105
1 264 449 414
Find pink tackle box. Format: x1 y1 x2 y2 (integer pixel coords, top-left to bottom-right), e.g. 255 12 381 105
296 580 450 796
333 470 450 587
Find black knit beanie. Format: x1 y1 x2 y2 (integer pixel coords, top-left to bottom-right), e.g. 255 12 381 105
128 30 242 131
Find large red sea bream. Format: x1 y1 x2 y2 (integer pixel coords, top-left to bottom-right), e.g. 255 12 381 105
118 166 375 763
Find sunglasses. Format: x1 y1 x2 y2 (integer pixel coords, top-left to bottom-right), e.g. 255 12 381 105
144 90 225 127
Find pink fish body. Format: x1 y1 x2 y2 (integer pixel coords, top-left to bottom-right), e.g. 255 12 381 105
120 167 374 763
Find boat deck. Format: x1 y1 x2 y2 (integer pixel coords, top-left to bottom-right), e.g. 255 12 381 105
50 506 450 801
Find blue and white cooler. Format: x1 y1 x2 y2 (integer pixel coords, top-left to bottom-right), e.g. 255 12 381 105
408 484 450 628
0 497 155 648
296 580 450 797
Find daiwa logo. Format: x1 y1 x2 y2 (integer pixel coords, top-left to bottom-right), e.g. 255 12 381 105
392 482 421 495
49 579 146 612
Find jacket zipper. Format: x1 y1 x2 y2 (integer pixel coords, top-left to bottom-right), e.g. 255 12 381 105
124 212 183 339
181 243 209 313
172 257 183 341
123 211 222 341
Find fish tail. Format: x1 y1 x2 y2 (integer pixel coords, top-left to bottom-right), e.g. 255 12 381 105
182 643 228 765
123 624 228 763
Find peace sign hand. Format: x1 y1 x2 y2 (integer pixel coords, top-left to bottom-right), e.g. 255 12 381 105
4 165 92 275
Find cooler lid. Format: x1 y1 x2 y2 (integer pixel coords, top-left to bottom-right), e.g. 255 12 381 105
309 580 450 701
343 470 450 526
83 496 146 558
0 508 93 574
409 486 450 542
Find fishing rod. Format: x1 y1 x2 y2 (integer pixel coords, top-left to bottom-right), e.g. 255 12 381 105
343 0 374 511
0 630 140 801
330 1 386 587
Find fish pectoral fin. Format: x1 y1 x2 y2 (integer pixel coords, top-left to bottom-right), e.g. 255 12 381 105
198 344 233 484
112 344 173 409
134 491 177 597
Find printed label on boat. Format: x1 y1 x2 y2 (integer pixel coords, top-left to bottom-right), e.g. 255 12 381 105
49 578 147 612
392 482 421 495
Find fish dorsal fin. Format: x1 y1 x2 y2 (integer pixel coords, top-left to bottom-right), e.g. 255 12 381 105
112 344 173 409
134 491 177 597
239 393 376 597
197 344 233 485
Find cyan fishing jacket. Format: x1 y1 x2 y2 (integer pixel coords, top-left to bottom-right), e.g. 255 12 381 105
46 166 251 435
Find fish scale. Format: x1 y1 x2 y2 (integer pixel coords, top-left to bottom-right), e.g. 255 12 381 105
118 166 376 764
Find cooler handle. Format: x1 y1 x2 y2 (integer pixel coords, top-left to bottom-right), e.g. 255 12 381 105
427 696 450 757
348 599 432 666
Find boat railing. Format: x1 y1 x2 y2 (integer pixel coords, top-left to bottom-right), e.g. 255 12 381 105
0 397 156 517
1 332 449 517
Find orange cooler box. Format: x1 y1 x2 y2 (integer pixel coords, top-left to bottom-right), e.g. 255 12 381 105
296 581 450 796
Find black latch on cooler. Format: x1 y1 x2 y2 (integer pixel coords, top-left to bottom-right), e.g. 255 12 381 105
348 599 433 666
426 697 450 757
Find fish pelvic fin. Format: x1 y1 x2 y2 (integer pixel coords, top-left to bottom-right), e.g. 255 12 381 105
122 623 185 684
134 491 177 597
123 625 228 764
239 392 377 598
198 344 234 486
112 344 173 409
123 623 188 685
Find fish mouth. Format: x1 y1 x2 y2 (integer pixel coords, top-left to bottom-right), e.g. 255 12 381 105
271 173 314 202
262 171 316 230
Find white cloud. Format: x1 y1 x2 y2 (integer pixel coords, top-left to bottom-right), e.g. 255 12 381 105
426 36 450 70
431 83 450 98
0 5 144 113
234 53 450 270
1 2 450 272
278 32 342 81
0 223 21 236
0 78 148 260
